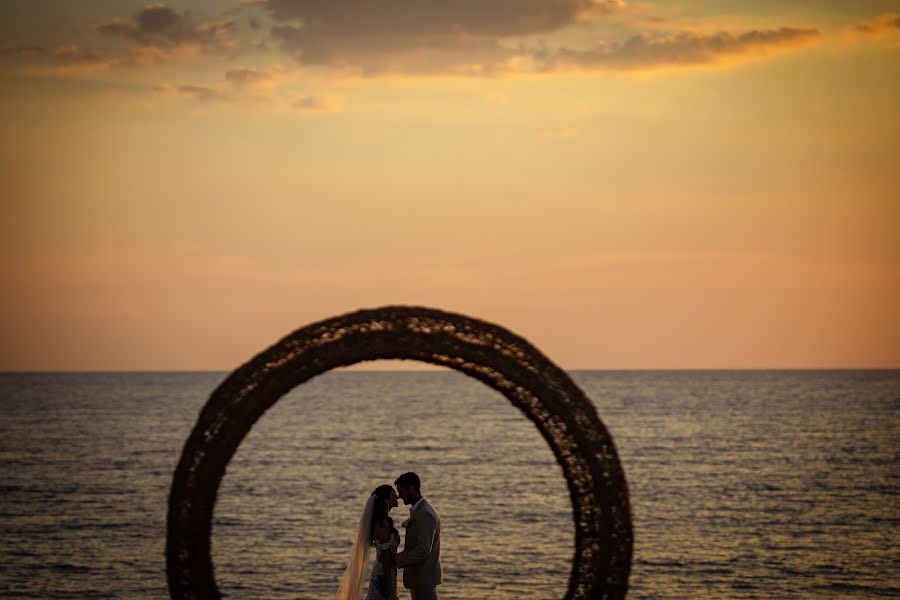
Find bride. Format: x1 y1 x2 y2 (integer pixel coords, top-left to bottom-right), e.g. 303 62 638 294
336 485 401 600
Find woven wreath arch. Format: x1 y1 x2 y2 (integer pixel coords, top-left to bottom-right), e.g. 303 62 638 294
167 306 632 599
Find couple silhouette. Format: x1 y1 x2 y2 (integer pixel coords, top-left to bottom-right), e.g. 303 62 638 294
336 472 442 600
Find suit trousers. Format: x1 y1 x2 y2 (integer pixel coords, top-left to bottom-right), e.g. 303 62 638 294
409 588 438 600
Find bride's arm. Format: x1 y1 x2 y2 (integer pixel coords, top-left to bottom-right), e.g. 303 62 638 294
373 521 393 568
373 520 390 545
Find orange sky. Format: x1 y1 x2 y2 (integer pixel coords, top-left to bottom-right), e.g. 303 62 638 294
1 1 898 370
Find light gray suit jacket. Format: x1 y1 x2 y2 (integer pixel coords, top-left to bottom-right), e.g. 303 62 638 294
395 499 442 590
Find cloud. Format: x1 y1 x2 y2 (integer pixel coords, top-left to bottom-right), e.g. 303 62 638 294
255 0 820 75
154 65 327 110
49 43 202 71
262 0 628 74
6 2 823 79
153 83 221 101
541 27 821 71
225 67 268 86
2 4 235 72
94 3 237 49
850 13 900 37
224 65 290 88
265 0 625 38
2 46 46 58
54 44 114 68
19 4 237 71
292 95 324 110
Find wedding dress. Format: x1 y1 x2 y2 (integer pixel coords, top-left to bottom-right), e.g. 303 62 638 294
365 531 400 600
335 496 399 600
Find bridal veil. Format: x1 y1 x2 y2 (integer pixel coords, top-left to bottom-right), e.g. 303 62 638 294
335 495 376 600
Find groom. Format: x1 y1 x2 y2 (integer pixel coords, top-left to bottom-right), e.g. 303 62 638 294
394 472 442 600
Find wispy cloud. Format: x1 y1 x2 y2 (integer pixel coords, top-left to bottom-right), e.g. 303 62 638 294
291 95 324 110
254 0 820 75
224 65 291 89
154 64 328 110
153 83 220 101
54 44 109 66
2 1 825 79
2 46 47 58
850 13 900 37
262 0 630 75
5 3 239 72
50 42 203 72
93 3 237 50
539 27 821 71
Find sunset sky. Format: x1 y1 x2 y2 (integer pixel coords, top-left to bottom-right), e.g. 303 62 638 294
1 1 898 371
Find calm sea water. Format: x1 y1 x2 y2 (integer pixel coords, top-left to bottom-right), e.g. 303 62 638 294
1 370 897 599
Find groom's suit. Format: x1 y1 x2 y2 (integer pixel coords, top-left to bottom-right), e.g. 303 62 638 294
396 498 442 599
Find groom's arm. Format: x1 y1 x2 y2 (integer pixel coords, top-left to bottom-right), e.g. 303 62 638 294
395 512 437 568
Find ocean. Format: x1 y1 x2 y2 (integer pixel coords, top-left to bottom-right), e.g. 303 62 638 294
1 370 897 598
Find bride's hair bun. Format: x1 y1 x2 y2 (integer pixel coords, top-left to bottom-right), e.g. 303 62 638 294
370 484 394 502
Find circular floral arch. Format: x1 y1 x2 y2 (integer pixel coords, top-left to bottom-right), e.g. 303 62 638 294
166 306 633 599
